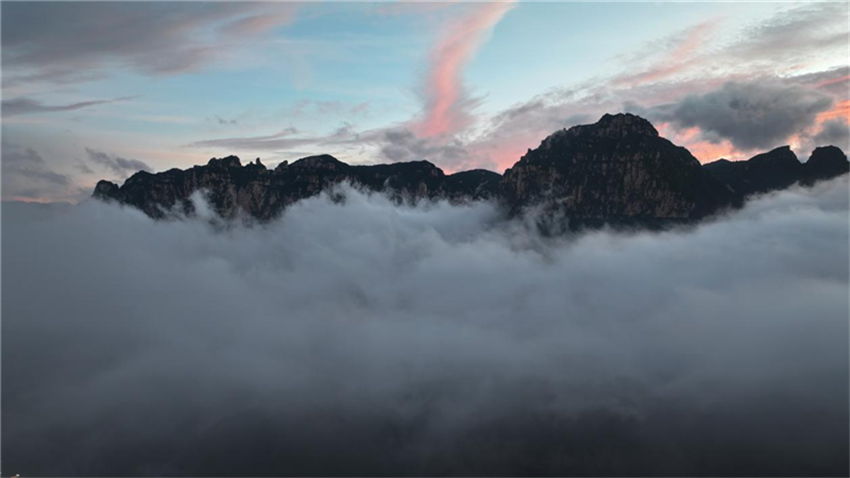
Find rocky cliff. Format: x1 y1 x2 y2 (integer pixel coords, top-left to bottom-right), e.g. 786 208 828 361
500 113 739 227
94 154 501 220
93 113 848 226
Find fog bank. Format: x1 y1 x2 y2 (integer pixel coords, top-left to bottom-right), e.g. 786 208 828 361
3 178 848 476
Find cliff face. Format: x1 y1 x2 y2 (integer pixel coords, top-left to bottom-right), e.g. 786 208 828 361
94 155 501 220
93 113 849 226
499 113 739 223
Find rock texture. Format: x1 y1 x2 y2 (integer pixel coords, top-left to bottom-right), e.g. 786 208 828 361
93 155 501 220
93 113 849 226
500 113 739 225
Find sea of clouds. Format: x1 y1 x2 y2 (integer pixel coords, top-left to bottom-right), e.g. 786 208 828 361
2 177 848 476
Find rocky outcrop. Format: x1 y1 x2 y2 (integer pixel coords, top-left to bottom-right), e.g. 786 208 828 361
93 113 849 227
703 145 849 195
801 146 850 185
499 113 739 225
93 154 501 220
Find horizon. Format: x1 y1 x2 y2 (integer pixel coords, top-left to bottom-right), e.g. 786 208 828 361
3 3 849 476
3 1 849 203
4 110 845 206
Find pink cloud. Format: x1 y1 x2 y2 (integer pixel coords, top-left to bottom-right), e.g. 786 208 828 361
415 1 516 138
221 5 299 37
615 20 720 87
816 74 850 89
816 100 850 124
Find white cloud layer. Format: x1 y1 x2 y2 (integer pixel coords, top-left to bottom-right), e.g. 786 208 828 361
3 178 848 475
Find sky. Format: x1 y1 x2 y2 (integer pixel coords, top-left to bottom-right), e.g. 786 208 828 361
2 1 849 203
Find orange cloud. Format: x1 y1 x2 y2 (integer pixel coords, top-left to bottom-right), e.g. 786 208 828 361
415 1 516 138
816 100 850 124
655 122 745 163
816 74 850 89
685 140 744 163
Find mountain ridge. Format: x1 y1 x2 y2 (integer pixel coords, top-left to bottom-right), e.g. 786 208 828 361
93 113 849 226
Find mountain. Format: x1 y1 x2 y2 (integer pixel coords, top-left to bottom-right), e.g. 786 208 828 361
702 145 849 196
500 113 739 227
94 155 501 220
93 113 848 226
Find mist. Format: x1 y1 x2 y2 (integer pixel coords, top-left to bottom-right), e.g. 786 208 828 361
2 178 848 476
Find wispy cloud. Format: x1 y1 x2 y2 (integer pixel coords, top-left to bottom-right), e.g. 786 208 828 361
1 3 298 84
1 144 78 202
414 1 516 138
188 127 311 151
613 19 721 87
85 148 152 176
2 96 137 117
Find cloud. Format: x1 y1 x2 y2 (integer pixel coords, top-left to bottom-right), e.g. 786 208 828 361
212 115 238 126
813 119 850 152
1 144 75 201
1 2 298 84
414 1 516 138
187 127 311 152
650 81 834 152
85 148 152 176
2 146 70 186
614 19 721 87
3 178 848 475
452 3 849 167
731 2 849 66
380 128 473 169
2 96 137 117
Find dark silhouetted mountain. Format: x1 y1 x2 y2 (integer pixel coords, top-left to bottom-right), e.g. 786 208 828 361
499 113 739 226
94 154 500 220
93 113 848 226
703 145 849 196
702 146 802 195
802 146 850 185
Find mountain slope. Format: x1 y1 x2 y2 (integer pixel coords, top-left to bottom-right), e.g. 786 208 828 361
499 113 739 224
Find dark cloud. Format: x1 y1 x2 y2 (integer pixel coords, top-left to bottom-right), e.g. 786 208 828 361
2 146 70 186
380 128 471 165
213 115 238 126
2 96 137 117
74 159 95 175
814 119 850 152
2 178 848 475
656 81 833 151
85 148 152 176
789 66 850 98
0 145 99 202
1 3 297 83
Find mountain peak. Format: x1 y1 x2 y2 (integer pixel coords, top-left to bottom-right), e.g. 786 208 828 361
803 145 849 184
807 145 847 166
207 155 242 169
290 154 347 171
503 113 735 222
594 113 659 137
91 113 848 228
539 113 658 150
748 145 798 165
